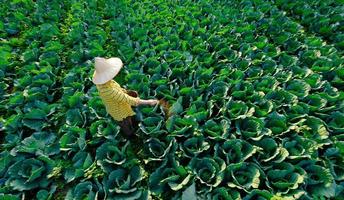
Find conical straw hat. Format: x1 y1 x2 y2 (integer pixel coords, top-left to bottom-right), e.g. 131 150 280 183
92 57 123 84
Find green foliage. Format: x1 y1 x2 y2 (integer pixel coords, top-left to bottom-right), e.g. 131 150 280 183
1 0 344 199
65 181 99 200
10 132 60 156
63 151 93 183
189 156 226 190
149 155 192 194
102 166 147 199
225 162 262 192
5 156 55 191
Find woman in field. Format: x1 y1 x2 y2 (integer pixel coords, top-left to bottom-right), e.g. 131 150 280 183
92 57 159 136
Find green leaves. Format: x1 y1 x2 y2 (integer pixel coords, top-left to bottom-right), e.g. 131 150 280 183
10 132 60 156
2 0 344 199
149 155 192 194
169 97 184 115
252 99 274 117
63 151 93 183
266 162 306 194
225 100 255 120
22 101 57 131
303 116 329 140
275 0 344 49
206 187 241 200
96 141 128 167
181 182 197 200
59 125 87 152
22 47 39 62
215 139 258 164
298 160 337 198
235 117 271 141
254 137 289 163
36 185 57 199
139 116 165 136
180 136 210 158
282 134 312 159
22 109 47 131
39 23 60 42
328 112 344 134
64 91 84 108
285 79 311 99
66 108 86 127
6 156 55 191
65 181 99 200
202 119 229 139
143 138 176 163
225 162 261 192
189 157 226 189
102 166 144 198
265 112 288 135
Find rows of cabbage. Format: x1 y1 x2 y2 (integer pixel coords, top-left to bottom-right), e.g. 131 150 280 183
273 0 344 51
1 0 344 200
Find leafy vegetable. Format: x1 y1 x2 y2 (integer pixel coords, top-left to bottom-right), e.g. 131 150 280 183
5 156 55 191
150 155 192 194
2 0 343 198
189 156 226 190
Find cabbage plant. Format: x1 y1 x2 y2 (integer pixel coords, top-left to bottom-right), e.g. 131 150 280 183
149 155 192 194
5 156 55 191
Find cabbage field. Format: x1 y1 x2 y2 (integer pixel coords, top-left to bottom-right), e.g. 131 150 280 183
1 0 344 199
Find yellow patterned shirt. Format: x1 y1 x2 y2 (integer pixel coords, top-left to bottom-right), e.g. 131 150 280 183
96 80 140 121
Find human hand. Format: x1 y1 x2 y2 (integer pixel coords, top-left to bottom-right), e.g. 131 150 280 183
146 99 159 106
139 99 159 106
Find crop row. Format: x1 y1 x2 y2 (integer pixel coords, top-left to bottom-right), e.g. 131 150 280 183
1 0 344 199
272 0 344 51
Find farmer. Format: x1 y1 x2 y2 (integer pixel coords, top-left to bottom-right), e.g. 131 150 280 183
92 57 159 136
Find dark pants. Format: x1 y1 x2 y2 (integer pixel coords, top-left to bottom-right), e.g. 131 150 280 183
118 116 136 136
118 90 138 136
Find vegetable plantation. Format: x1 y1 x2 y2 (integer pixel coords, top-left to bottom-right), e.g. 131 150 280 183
1 0 344 199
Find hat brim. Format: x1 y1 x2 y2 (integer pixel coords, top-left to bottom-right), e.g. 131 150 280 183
92 58 123 84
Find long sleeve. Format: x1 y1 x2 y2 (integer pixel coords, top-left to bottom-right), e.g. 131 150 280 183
102 86 139 106
96 80 140 121
121 87 127 93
